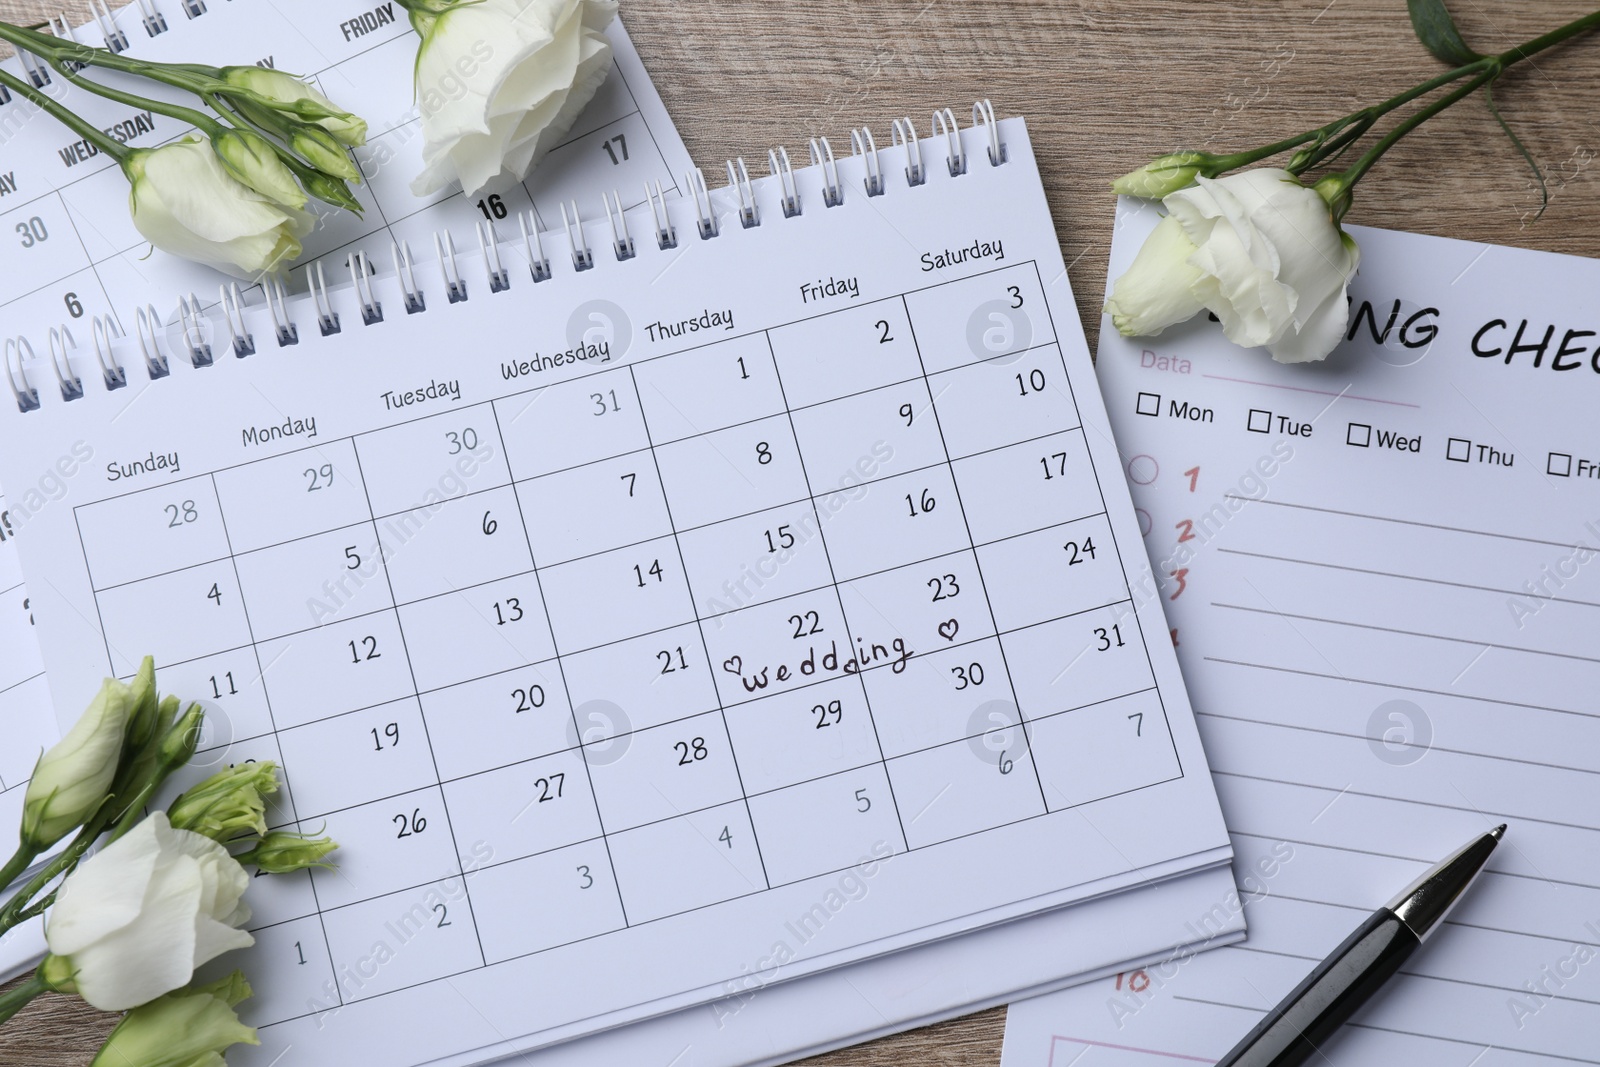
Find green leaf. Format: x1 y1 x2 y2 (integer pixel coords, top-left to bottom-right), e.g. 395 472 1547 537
1407 0 1482 65
1483 81 1547 221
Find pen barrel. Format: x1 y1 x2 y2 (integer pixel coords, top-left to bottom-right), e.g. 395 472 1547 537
1214 909 1418 1067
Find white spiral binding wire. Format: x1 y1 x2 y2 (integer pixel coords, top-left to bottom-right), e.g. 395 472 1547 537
348 252 382 325
309 261 340 334
6 339 41 412
604 191 636 261
688 167 717 239
478 221 510 290
8 102 1007 411
48 326 83 401
768 146 800 218
973 100 1003 166
177 293 213 366
519 212 552 282
933 107 966 176
893 117 924 186
92 315 127 390
89 0 130 50
435 230 467 302
561 201 595 271
266 277 297 346
220 283 254 357
852 127 883 197
808 138 843 207
135 304 169 378
392 241 425 314
19 49 51 88
726 158 758 228
134 0 167 34
646 181 676 250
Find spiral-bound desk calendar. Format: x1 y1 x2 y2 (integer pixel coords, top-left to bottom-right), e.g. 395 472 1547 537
0 0 693 332
0 108 1235 1066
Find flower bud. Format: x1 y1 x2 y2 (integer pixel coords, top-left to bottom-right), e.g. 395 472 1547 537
88 971 258 1067
290 125 361 183
123 657 160 753
219 66 368 147
213 129 306 211
22 679 135 849
159 703 207 769
302 172 365 215
236 829 338 874
1110 152 1218 199
168 761 278 843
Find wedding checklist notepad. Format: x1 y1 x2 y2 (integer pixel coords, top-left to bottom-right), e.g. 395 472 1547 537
1002 204 1600 1066
0 114 1232 1065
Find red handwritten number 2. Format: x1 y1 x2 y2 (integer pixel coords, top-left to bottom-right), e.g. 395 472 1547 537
1175 519 1195 543
1169 569 1189 601
1184 466 1200 492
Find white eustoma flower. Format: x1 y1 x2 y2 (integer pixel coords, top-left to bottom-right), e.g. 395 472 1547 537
45 813 254 1012
127 137 313 280
21 679 134 850
1106 168 1361 363
409 0 618 197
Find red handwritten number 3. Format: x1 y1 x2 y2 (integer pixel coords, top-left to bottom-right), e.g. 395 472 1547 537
1184 466 1200 492
1169 569 1189 601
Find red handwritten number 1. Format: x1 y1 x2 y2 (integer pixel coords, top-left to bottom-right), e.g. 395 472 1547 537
1184 466 1200 492
1114 970 1152 993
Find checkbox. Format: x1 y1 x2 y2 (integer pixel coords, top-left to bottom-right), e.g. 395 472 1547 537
1246 409 1272 434
1346 423 1372 447
1447 438 1472 463
1136 392 1161 417
1549 452 1573 477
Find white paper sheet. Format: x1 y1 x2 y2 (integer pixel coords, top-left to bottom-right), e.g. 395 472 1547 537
1001 201 1600 1067
0 120 1232 1065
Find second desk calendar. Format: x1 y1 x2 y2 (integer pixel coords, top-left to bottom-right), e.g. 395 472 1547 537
0 115 1234 1067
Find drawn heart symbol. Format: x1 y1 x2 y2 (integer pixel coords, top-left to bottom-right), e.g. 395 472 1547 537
722 655 743 674
938 619 959 641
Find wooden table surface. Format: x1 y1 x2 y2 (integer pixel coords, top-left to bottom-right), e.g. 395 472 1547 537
1 0 1597 1063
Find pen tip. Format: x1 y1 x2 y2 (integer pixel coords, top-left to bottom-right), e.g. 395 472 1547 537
1490 824 1507 841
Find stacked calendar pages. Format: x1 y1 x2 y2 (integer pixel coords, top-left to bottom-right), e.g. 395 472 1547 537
0 105 1238 1065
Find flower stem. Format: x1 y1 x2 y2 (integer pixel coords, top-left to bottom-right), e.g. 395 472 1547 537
0 842 39 897
0 970 49 1027
0 66 129 162
1207 8 1600 184
0 20 218 95
52 62 224 138
1328 68 1498 204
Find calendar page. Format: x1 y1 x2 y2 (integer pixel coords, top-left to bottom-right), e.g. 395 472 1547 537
0 493 57 841
0 4 691 980
1001 204 1600 1066
0 118 1231 1066
0 0 692 331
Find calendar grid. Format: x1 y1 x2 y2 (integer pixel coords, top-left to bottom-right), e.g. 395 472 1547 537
112 589 1153 827
896 293 1051 810
205 470 348 1012
345 437 491 970
765 328 915 848
622 361 775 892
487 403 632 929
1018 261 1190 780
65 260 1188 1026
82 409 1082 601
